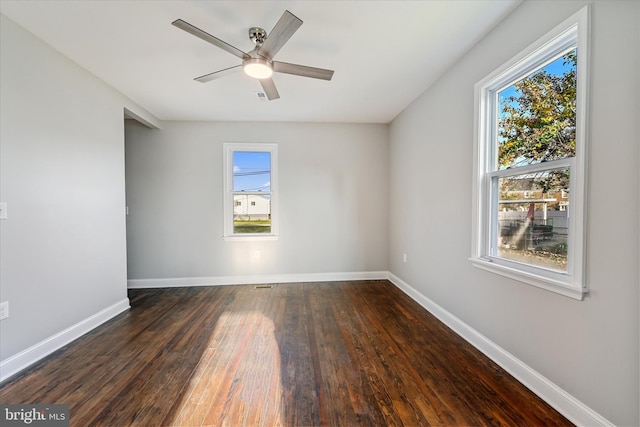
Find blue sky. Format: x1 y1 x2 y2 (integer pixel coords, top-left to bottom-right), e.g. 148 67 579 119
233 151 271 192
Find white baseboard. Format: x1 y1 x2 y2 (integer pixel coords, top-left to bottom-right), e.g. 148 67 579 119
0 298 130 383
387 272 612 427
127 271 388 289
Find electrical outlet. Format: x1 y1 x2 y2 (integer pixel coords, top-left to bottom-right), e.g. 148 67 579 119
254 250 261 259
0 301 8 320
0 202 7 220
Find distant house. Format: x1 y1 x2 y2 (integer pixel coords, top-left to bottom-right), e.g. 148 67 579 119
233 194 271 220
499 177 568 211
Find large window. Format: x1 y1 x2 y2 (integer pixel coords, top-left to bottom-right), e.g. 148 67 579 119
223 143 278 240
471 7 589 299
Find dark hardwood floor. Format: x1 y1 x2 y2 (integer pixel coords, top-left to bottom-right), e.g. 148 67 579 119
0 280 572 426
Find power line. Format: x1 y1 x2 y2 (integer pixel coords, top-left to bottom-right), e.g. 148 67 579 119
234 170 270 177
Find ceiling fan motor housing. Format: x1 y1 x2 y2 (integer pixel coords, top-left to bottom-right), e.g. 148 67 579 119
249 27 267 46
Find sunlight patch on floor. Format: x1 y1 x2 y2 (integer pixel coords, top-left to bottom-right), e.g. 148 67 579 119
170 310 283 426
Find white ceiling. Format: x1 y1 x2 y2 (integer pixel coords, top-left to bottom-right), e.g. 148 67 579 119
0 0 520 123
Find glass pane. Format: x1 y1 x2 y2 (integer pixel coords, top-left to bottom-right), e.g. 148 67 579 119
233 151 271 192
233 194 271 233
496 169 569 272
497 49 577 170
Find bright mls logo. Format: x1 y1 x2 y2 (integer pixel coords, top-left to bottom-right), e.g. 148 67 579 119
1 404 69 426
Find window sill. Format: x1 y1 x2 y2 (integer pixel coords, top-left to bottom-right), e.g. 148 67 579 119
469 256 585 300
223 234 279 242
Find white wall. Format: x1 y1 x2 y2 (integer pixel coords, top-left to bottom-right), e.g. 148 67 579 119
389 1 639 425
125 121 389 281
0 15 156 370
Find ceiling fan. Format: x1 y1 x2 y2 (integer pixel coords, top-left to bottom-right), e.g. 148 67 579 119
172 10 334 100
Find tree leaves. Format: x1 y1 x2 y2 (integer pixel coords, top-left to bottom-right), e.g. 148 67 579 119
498 50 577 190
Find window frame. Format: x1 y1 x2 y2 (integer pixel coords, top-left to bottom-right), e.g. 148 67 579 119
470 6 589 300
223 142 279 241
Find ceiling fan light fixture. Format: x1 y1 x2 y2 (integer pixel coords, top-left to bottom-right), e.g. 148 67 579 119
243 58 273 79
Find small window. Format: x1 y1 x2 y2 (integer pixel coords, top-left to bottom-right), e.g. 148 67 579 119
471 6 589 299
223 143 278 240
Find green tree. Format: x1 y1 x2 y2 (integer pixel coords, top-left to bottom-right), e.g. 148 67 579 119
498 50 576 192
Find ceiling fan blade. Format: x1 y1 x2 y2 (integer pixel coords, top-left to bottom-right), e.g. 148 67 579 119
273 61 334 80
258 10 302 59
172 19 248 60
194 65 242 83
259 78 280 100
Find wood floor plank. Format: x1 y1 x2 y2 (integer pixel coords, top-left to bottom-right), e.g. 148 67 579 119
0 280 573 426
276 284 320 427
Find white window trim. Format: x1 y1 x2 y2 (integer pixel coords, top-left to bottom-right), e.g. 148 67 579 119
470 6 589 300
223 142 279 241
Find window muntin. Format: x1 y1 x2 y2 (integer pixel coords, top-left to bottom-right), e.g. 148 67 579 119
223 143 278 240
471 6 588 299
